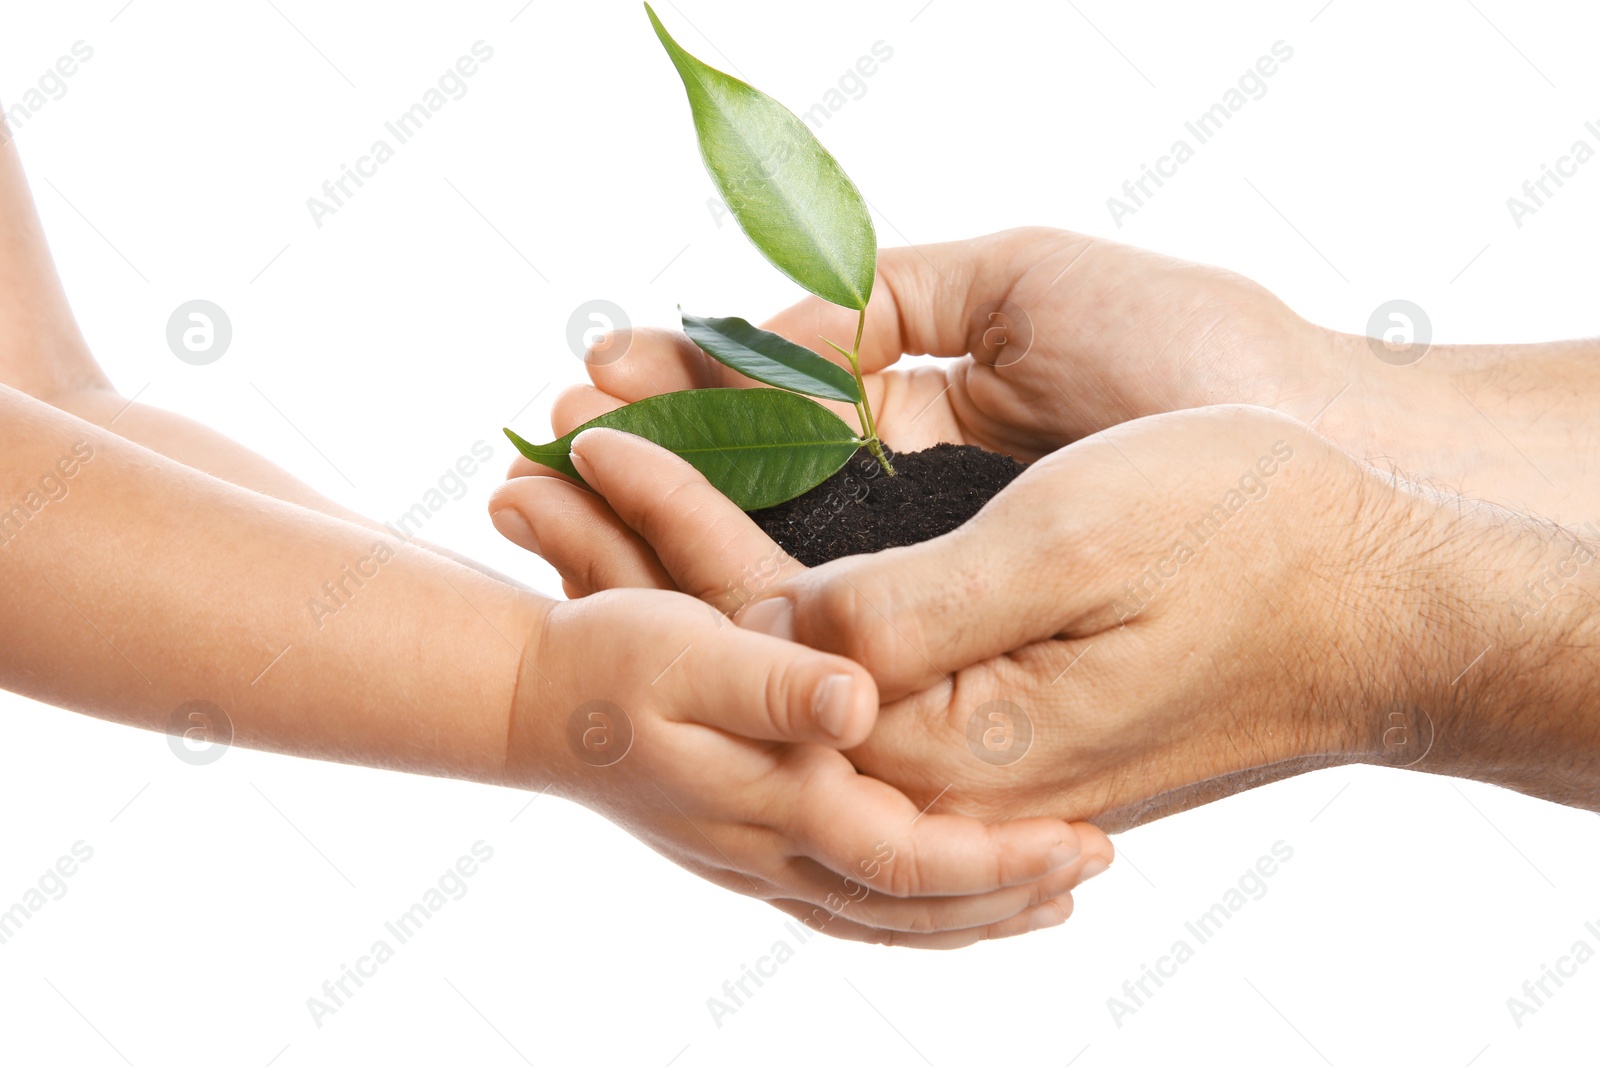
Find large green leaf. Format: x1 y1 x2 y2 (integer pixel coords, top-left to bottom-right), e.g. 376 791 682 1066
681 310 860 404
644 3 876 310
504 388 860 511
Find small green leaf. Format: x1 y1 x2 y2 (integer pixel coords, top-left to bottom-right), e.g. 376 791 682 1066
644 3 876 310
504 388 860 510
681 310 860 403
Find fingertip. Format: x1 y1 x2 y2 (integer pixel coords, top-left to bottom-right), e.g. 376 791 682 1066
1070 822 1114 881
569 427 627 482
490 474 593 556
568 431 600 485
812 674 855 741
740 595 795 641
589 326 717 394
1047 834 1083 872
572 427 696 494
988 818 1093 887
583 328 634 370
569 426 630 454
551 384 626 438
490 504 540 554
1026 894 1074 932
1079 855 1110 881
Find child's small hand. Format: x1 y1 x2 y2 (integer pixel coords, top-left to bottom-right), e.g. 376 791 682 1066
505 585 1110 947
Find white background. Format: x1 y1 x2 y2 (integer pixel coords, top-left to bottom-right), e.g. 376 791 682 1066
3 0 1599 1063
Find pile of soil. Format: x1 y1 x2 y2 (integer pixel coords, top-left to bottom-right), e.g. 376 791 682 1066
748 443 1027 567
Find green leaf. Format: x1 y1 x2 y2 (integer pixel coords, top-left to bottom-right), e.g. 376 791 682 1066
681 310 860 403
644 3 876 310
504 388 860 511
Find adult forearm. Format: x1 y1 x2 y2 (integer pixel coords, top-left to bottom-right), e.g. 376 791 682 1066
1349 477 1600 809
0 384 543 784
1319 332 1600 520
1457 513 1600 807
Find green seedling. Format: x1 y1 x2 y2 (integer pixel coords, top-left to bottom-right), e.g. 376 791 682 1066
505 2 895 510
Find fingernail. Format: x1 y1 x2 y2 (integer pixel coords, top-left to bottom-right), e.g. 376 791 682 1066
491 508 540 554
1046 839 1082 870
742 597 794 641
1028 900 1070 931
1080 856 1111 881
568 433 598 485
812 674 854 740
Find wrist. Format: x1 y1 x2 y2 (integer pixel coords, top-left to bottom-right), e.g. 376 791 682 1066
1304 327 1464 468
1311 330 1600 519
1351 481 1600 806
1450 514 1600 806
500 593 566 793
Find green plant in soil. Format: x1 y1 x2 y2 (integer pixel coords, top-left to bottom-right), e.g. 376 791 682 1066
504 2 896 510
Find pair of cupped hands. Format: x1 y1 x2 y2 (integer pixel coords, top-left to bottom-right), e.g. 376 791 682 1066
488 227 1436 948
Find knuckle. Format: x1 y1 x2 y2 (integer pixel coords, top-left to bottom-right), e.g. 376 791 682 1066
637 477 712 548
986 825 1019 886
805 571 896 668
761 656 803 739
880 846 926 899
578 553 611 596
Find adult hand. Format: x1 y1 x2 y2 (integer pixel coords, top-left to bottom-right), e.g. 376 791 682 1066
517 227 1600 520
495 406 1580 832
532 227 1330 466
501 228 1329 597
506 587 1114 946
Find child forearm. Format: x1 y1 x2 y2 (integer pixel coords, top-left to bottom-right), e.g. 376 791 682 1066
0 383 540 783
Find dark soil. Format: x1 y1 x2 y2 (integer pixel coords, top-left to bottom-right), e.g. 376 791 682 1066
747 444 1027 566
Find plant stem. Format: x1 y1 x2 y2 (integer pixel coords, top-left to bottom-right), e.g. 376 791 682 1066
845 308 895 475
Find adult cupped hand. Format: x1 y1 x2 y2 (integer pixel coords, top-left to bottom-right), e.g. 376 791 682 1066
527 226 1339 473
494 405 1434 834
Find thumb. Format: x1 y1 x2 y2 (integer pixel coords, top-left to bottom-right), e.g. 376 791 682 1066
666 614 881 748
738 467 1084 700
547 590 879 751
568 428 806 611
762 229 1072 373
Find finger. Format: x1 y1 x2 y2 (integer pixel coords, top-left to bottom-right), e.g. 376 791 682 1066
507 448 580 480
776 850 1104 934
738 461 1087 699
489 476 672 594
581 322 861 429
763 229 1078 373
569 428 804 612
611 591 877 747
765 893 1075 949
502 385 631 480
776 746 1098 897
587 231 1060 402
671 814 1110 932
550 384 628 438
587 325 731 400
